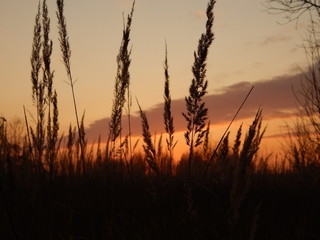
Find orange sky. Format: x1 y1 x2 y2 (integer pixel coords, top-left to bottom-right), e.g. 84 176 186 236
85 72 302 159
0 0 311 160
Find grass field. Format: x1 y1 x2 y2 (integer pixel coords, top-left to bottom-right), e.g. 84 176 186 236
1 0 320 239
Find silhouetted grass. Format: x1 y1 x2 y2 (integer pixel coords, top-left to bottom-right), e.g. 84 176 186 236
1 113 320 239
1 0 320 239
183 0 215 181
163 42 177 176
57 0 86 175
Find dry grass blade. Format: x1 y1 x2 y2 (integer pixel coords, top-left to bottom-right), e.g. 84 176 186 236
109 0 135 163
42 0 53 98
229 108 265 227
43 0 59 181
56 0 71 78
232 123 243 158
56 0 85 174
31 3 42 103
183 0 216 180
163 42 176 174
203 86 254 179
136 99 159 175
218 132 230 162
30 1 46 175
164 42 175 139
203 121 211 158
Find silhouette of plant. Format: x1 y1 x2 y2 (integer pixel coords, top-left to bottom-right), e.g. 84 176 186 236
182 0 216 180
266 0 320 171
109 1 135 167
229 108 265 228
29 0 59 178
137 99 159 175
56 0 85 174
163 42 177 175
30 2 45 175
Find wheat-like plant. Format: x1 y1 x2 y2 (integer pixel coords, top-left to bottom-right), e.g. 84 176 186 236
56 0 85 174
109 0 135 164
137 99 159 175
229 108 265 228
232 123 243 158
30 2 45 175
42 0 59 181
203 86 254 179
182 0 216 180
218 132 230 162
28 0 60 178
163 42 177 175
67 124 76 175
202 121 211 159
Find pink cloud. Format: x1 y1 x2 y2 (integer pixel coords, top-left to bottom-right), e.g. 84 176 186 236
85 72 302 142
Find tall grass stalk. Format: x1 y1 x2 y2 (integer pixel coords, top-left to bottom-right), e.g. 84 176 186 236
29 0 59 178
203 121 211 159
67 125 76 175
42 0 59 181
183 0 216 181
56 0 85 174
137 99 159 175
23 105 33 166
229 108 265 227
42 0 53 103
157 133 165 172
109 0 135 166
163 42 177 175
30 2 45 175
232 123 243 158
203 86 254 178
218 132 230 162
0 117 7 173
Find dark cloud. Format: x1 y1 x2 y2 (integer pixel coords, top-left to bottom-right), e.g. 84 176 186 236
263 133 291 139
253 62 263 68
259 34 292 45
85 72 302 142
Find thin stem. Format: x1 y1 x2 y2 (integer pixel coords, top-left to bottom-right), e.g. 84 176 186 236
23 105 34 168
56 0 85 174
203 86 254 179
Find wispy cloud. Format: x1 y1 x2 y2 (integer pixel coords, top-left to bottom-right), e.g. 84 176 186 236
85 72 301 142
194 10 206 19
252 61 263 68
263 132 292 139
259 34 292 45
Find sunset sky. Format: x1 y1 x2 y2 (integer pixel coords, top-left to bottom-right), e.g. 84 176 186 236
0 0 311 158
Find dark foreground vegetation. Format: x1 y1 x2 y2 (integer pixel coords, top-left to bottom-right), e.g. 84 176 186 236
1 112 320 240
1 0 320 239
